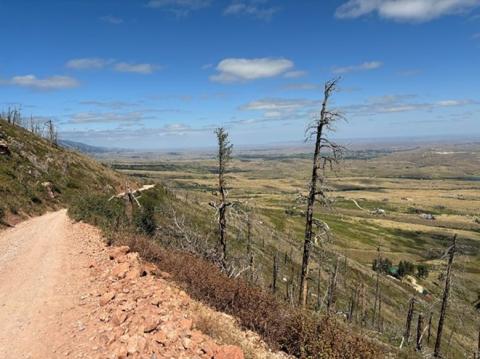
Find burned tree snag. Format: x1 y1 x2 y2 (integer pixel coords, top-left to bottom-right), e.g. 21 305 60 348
326 257 339 313
372 247 381 327
416 313 424 351
403 297 416 346
299 78 344 307
272 251 279 294
427 312 433 344
210 128 233 270
434 234 457 358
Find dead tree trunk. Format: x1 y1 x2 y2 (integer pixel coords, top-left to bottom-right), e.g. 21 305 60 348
416 313 424 351
316 265 322 311
477 325 480 359
326 258 339 313
211 128 233 270
434 234 457 358
427 312 433 344
372 247 381 327
348 286 358 323
299 78 343 307
272 251 279 294
404 297 416 346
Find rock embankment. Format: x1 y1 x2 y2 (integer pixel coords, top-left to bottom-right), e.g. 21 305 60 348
88 245 245 359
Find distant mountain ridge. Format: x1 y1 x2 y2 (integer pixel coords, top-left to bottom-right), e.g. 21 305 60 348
59 139 125 154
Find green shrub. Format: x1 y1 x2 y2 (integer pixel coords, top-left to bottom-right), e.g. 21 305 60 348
68 194 127 232
398 260 415 278
133 204 156 236
416 264 429 279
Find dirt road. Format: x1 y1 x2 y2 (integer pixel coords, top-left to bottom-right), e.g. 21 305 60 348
0 210 99 358
0 210 280 359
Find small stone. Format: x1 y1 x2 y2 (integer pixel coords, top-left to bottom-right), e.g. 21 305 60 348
144 316 161 333
182 337 192 349
99 291 116 306
112 262 130 279
108 246 130 260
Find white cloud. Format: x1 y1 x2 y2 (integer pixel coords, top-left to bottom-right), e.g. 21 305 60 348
210 57 294 83
343 95 477 115
146 0 212 15
224 0 280 20
332 61 383 74
66 58 111 70
68 111 152 124
114 62 159 74
335 0 480 22
8 75 79 90
100 15 124 24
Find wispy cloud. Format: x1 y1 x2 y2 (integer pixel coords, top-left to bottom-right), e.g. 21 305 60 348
233 98 320 124
146 0 212 16
66 58 112 70
224 0 280 20
67 111 153 125
210 57 294 83
332 61 383 74
100 15 124 24
114 62 159 74
342 95 478 116
79 100 142 109
3 75 79 91
335 0 480 22
66 58 159 74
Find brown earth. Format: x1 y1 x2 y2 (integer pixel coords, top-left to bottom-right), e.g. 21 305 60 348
0 210 286 359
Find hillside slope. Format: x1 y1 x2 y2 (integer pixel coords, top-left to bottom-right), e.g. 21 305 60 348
0 119 123 223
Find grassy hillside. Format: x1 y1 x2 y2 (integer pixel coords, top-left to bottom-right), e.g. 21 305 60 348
107 145 480 358
0 119 123 223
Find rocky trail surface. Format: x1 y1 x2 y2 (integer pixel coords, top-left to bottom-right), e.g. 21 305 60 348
0 210 284 359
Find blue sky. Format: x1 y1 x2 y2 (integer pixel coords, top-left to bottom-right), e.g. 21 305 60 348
1 0 479 149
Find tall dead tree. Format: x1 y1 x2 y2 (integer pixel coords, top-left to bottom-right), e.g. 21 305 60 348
372 247 381 327
416 313 424 352
326 257 339 312
209 128 233 270
403 296 416 347
427 312 433 344
46 119 58 145
434 234 457 358
272 251 279 294
299 78 344 307
477 325 480 359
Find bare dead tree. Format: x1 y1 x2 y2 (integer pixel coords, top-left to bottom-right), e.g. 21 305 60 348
402 296 416 347
477 324 480 359
299 78 344 307
372 247 381 327
416 313 424 352
434 234 457 358
272 251 279 294
45 119 58 145
326 257 339 313
427 312 433 344
348 285 358 323
316 265 322 311
209 127 233 269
